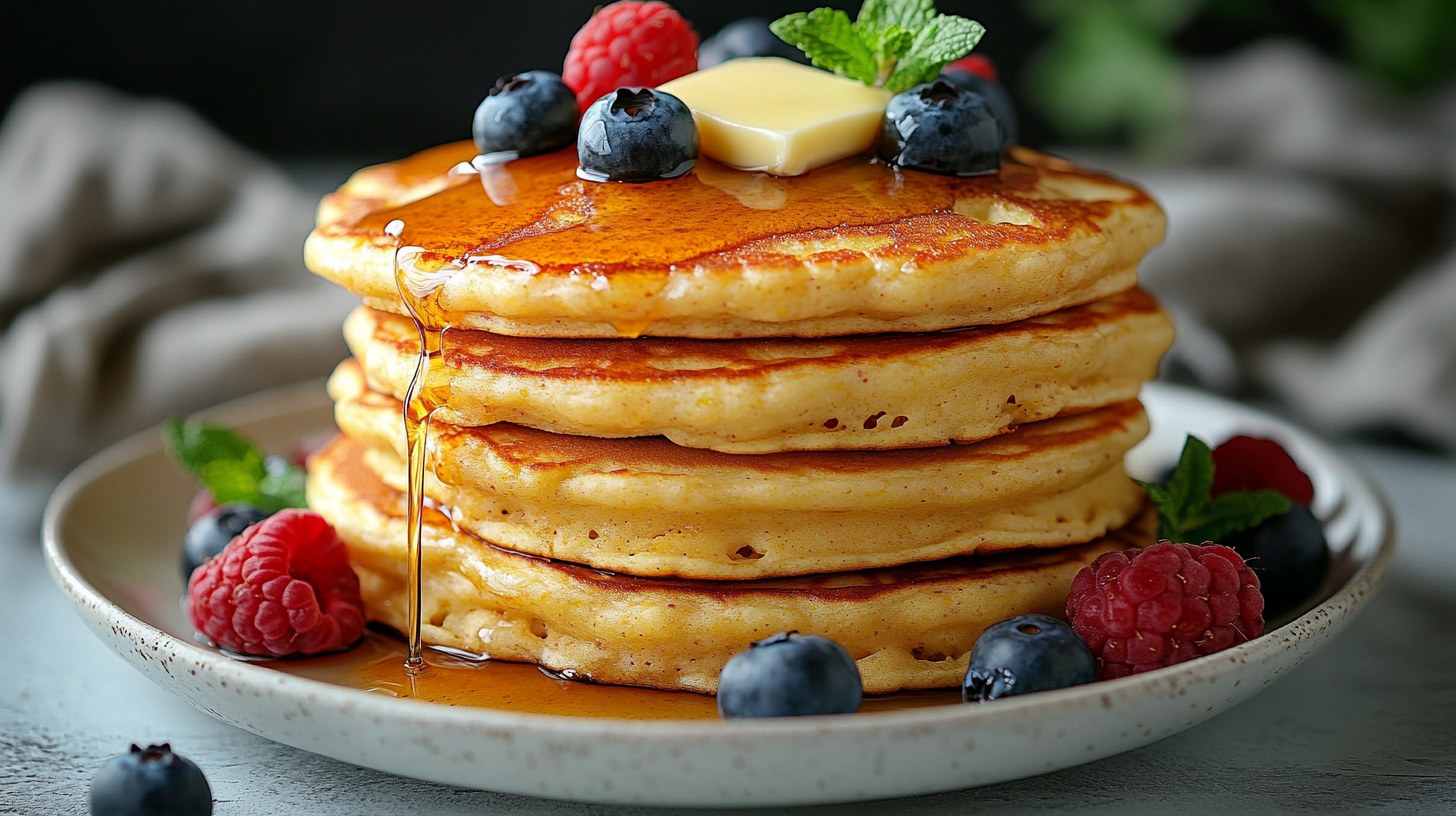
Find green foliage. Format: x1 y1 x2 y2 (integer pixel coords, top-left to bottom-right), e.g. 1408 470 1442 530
1135 435 1292 544
771 0 985 92
164 418 308 512
1025 0 1456 150
1312 0 1456 92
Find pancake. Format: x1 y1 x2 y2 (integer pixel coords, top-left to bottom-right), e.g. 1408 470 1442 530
305 145 1165 339
329 360 1149 578
346 288 1173 453
308 434 1154 693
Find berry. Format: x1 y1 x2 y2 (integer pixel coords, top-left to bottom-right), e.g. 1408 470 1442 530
577 87 698 182
963 614 1094 702
90 743 211 816
698 18 802 68
472 71 579 158
944 54 998 82
1066 542 1265 680
938 67 1018 148
1211 435 1315 506
562 1 699 112
182 503 271 582
718 632 862 718
878 80 1006 177
1223 504 1329 618
187 509 365 657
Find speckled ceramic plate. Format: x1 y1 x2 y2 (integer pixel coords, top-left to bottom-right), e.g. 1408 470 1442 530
44 381 1393 807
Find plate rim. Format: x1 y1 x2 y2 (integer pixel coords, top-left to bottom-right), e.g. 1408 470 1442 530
41 381 1399 796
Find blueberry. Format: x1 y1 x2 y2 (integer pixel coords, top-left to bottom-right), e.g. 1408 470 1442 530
472 71 578 158
1223 503 1329 618
938 69 1018 147
183 503 270 581
963 614 1094 703
577 88 698 183
718 632 862 718
698 19 804 68
90 743 212 816
878 80 1007 177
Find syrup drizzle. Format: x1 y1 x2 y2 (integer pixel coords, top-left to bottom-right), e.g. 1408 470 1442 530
385 218 459 674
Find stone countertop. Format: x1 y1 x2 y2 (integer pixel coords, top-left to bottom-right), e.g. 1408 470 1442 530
2 443 1454 815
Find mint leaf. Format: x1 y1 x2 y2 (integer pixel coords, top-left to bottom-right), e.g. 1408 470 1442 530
1183 490 1291 544
856 0 936 36
164 417 309 512
165 418 257 477
771 8 878 84
1134 434 1292 544
885 14 986 91
772 1 984 91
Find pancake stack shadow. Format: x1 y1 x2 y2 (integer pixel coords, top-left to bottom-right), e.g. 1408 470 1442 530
303 144 1173 694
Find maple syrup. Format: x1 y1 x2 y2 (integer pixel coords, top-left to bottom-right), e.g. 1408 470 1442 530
265 627 961 720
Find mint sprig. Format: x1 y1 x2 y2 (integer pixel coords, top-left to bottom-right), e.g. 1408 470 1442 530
165 418 308 512
1134 435 1291 544
771 0 986 92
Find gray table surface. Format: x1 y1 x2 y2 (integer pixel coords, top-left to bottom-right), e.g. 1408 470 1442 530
3 441 1455 815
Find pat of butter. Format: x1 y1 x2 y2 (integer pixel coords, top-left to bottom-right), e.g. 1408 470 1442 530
659 58 891 176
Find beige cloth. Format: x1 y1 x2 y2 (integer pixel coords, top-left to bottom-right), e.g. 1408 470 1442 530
0 83 355 484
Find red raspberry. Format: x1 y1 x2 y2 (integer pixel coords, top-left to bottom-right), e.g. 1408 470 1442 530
1211 435 1315 506
187 509 364 657
1066 542 1264 680
562 1 698 112
945 54 998 82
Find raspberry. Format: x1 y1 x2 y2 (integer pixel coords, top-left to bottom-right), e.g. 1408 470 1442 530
1210 435 1315 506
562 1 698 112
1065 542 1264 680
186 509 364 657
944 54 998 82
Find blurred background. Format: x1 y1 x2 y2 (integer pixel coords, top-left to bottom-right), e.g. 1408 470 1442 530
1 0 1455 486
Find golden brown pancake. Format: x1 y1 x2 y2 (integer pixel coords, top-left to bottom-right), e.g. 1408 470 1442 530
305 145 1165 338
309 434 1153 693
345 288 1173 453
329 359 1149 579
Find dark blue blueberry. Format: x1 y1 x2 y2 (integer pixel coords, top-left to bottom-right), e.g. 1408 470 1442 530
878 80 1007 177
963 614 1094 703
577 88 699 183
938 69 1018 147
1223 503 1329 618
718 632 862 718
698 19 805 68
472 71 579 158
183 503 270 581
90 743 212 816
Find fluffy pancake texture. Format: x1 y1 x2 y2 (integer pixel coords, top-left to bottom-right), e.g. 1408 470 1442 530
308 434 1154 693
305 144 1165 338
329 360 1149 578
345 288 1173 453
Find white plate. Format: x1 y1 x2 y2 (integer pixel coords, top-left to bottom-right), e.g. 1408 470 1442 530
44 382 1394 807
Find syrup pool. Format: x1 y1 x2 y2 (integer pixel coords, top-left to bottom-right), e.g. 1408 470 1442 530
264 627 962 720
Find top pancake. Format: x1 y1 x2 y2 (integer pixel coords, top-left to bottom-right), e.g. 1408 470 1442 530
305 144 1165 338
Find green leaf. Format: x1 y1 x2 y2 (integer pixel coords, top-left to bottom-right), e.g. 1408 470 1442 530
260 467 309 511
164 417 309 512
856 0 936 35
1135 433 1293 544
1183 490 1291 544
771 8 878 84
884 14 986 91
165 417 258 478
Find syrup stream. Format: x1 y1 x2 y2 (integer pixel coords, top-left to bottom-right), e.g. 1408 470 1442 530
386 218 457 674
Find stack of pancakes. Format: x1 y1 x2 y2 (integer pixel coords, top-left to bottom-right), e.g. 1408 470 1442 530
303 144 1172 694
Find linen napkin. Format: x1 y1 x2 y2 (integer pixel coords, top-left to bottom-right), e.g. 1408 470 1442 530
0 83 355 486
